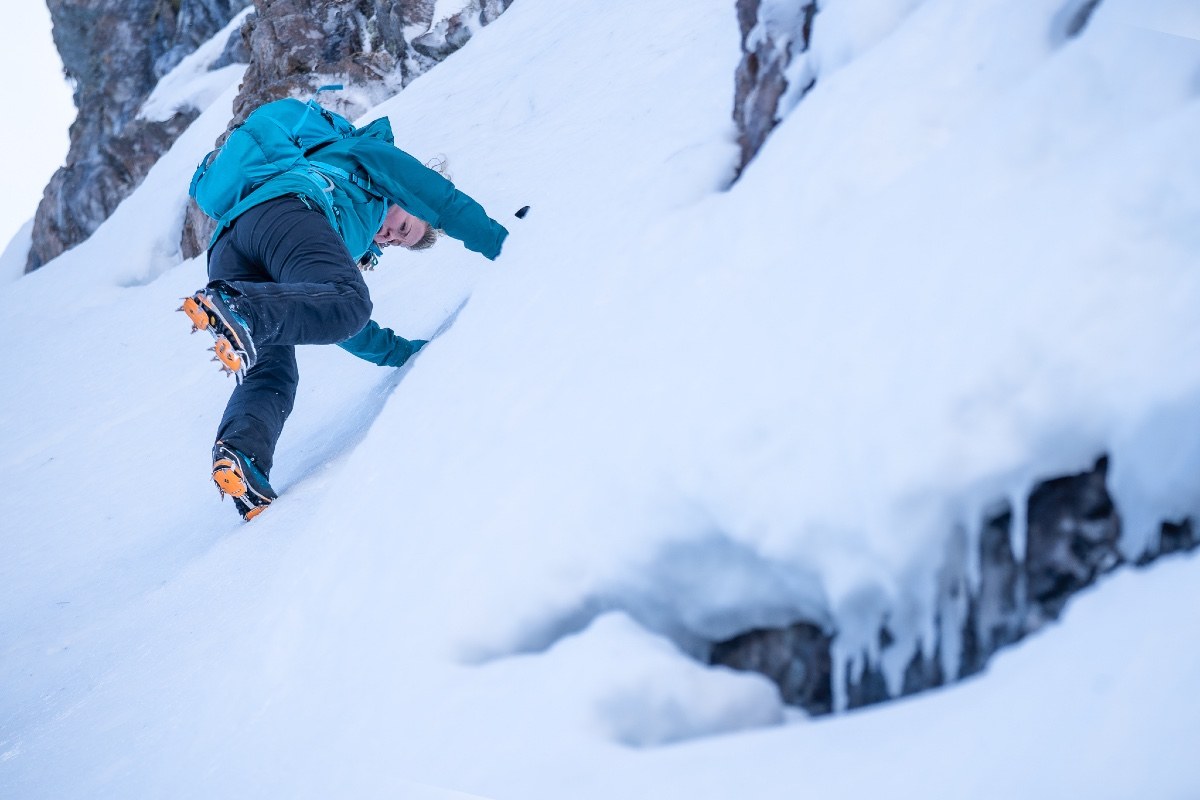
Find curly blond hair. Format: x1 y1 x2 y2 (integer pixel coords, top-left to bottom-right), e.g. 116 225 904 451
407 223 442 252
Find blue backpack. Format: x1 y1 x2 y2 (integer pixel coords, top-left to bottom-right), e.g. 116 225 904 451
189 89 381 230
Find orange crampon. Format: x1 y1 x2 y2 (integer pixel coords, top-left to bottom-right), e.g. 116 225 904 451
178 288 257 382
212 441 277 520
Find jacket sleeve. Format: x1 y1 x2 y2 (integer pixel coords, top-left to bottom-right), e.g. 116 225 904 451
337 320 424 367
351 138 509 260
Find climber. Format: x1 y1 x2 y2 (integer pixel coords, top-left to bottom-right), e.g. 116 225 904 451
179 99 509 521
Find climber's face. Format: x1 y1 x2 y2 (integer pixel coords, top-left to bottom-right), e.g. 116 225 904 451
374 205 429 248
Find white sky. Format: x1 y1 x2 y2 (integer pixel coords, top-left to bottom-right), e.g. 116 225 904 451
0 3 75 252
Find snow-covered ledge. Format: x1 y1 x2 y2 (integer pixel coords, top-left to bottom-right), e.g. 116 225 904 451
711 456 1198 715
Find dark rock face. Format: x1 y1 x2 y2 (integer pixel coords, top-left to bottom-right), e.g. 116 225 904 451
30 110 199 272
180 0 514 260
1150 518 1197 560
1025 458 1122 616
710 622 834 714
712 456 1196 716
732 0 816 177
158 0 254 77
229 0 514 128
230 0 401 123
28 0 251 272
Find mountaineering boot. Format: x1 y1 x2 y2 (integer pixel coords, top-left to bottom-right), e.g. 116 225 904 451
212 441 277 520
179 285 257 381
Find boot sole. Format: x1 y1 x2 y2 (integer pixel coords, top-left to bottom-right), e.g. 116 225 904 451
213 458 273 520
179 294 253 380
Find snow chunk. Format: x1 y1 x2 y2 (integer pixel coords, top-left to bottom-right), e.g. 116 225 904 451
432 0 477 24
526 612 785 747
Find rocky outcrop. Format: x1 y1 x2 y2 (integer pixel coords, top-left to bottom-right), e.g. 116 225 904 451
732 0 816 178
229 0 512 122
711 621 834 715
180 0 515 259
28 0 251 272
711 457 1198 715
409 0 514 64
729 0 1100 176
228 0 415 123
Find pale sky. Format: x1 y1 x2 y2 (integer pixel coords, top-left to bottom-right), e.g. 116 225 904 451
0 3 75 251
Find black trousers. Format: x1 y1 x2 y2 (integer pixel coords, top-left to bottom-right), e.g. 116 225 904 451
207 195 372 475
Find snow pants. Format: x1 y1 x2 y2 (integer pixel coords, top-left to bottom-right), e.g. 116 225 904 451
207 195 372 475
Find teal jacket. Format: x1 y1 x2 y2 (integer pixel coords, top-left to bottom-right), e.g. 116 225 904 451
225 117 507 262
337 320 425 367
223 116 507 367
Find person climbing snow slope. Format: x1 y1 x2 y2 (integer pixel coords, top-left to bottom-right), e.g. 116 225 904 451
180 96 509 520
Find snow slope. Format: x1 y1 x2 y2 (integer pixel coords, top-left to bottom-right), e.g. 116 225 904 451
2 0 1200 796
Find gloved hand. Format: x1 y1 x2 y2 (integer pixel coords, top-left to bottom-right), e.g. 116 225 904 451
390 338 428 368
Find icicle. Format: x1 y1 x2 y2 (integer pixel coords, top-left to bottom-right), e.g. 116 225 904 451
1010 485 1028 564
879 598 923 699
964 511 983 596
937 567 967 684
830 639 848 714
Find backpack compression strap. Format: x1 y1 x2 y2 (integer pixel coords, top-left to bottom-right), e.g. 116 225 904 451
307 160 386 200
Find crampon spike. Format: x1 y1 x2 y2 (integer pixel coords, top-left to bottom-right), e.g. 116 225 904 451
178 295 210 332
183 289 251 381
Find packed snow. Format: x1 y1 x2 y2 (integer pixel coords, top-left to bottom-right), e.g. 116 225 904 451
2 0 1199 797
